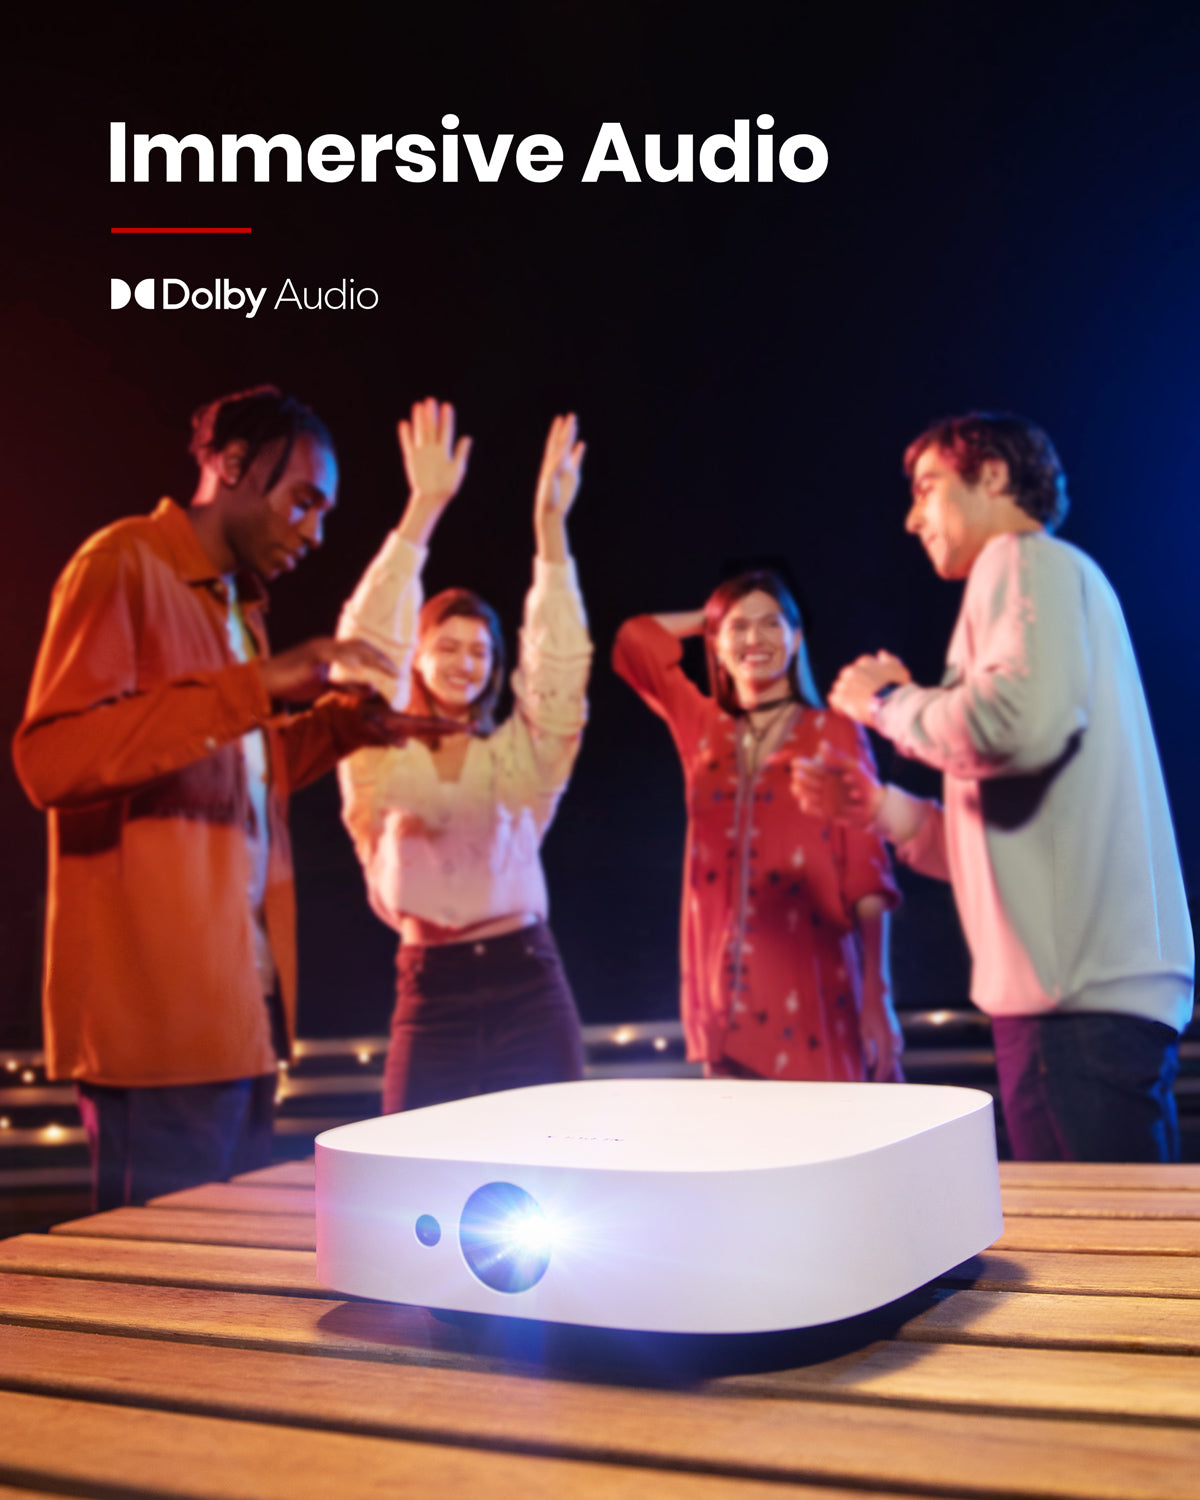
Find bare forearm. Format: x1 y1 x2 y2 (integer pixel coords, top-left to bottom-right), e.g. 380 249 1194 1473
651 609 706 638
535 509 570 565
855 897 892 1004
395 493 449 549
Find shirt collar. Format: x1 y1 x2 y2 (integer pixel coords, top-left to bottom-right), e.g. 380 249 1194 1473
151 498 268 611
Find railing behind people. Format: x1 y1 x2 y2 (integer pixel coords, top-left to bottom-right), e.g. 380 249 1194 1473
2 1010 1198 1217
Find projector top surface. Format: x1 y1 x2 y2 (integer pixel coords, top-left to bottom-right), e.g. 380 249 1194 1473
317 1079 992 1172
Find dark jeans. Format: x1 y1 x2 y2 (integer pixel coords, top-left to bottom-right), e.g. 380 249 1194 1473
385 922 585 1113
76 1074 277 1212
991 1011 1181 1162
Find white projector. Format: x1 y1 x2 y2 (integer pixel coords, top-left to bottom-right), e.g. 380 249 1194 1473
315 1078 1002 1335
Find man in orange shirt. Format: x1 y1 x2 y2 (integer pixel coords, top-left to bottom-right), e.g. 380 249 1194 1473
14 387 397 1208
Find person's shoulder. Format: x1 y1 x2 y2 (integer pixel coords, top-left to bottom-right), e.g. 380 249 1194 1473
70 501 175 567
1019 531 1120 600
972 528 1088 587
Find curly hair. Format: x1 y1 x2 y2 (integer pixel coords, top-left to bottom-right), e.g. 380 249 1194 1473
189 385 334 493
903 412 1069 532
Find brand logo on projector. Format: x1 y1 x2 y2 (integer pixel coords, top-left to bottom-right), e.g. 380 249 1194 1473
110 277 378 318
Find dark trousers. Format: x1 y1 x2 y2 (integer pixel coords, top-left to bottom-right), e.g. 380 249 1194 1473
76 1075 277 1212
384 922 585 1114
991 1011 1181 1162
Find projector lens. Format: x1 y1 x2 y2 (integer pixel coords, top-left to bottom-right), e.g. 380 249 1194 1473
459 1181 551 1293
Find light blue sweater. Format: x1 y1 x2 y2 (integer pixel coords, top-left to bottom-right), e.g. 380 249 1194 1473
877 531 1194 1033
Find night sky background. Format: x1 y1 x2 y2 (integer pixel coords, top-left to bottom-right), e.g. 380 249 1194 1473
4 1 1199 1047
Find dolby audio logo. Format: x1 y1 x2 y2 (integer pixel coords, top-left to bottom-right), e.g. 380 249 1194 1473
111 277 156 309
109 275 378 318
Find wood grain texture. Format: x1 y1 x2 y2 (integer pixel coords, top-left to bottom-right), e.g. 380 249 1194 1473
9 1151 1200 1498
941 1250 1200 1298
232 1161 316 1188
1002 1189 1200 1220
240 1159 1200 1195
993 1217 1200 1255
51 1206 316 1250
0 1333 1197 1499
3 1320 1199 1431
896 1287 1200 1353
999 1163 1200 1192
149 1183 317 1216
0 1233 327 1295
3 1270 1199 1358
0 1388 805 1500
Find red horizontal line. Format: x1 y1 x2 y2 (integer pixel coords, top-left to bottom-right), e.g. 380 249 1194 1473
110 227 252 235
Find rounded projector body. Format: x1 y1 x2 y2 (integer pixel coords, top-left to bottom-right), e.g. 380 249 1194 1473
315 1078 1002 1335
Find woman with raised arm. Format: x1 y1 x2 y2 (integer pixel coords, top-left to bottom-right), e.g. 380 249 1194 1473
337 398 591 1113
613 572 902 1084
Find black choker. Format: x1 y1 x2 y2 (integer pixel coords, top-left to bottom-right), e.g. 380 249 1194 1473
741 694 796 716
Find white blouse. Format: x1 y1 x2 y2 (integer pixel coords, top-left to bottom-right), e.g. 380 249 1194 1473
335 533 592 932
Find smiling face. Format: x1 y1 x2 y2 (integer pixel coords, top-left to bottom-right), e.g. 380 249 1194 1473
415 614 495 720
905 444 1008 580
712 589 799 707
225 433 339 581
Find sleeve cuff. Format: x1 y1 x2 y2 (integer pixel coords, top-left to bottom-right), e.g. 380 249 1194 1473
872 682 917 738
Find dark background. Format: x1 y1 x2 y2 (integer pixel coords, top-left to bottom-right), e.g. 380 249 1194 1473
3 1 1198 1044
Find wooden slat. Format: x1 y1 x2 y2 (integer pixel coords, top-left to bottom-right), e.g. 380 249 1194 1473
1002 1189 1200 1220
0 1335 1196 1500
233 1160 315 1188
740 1339 1200 1423
0 1388 800 1500
51 1206 315 1250
897 1287 1200 1353
149 1183 316 1216
237 1160 1200 1197
994 1217 1200 1255
3 1270 1200 1358
4 1319 1199 1430
0 1272 459 1367
941 1250 1200 1299
0 1233 327 1296
999 1162 1200 1191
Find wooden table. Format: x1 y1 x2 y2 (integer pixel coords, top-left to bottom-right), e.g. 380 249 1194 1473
0 1159 1197 1498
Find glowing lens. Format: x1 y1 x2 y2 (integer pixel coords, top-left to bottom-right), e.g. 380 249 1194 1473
459 1181 552 1293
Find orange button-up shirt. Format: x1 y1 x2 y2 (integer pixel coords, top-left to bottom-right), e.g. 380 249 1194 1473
13 499 368 1087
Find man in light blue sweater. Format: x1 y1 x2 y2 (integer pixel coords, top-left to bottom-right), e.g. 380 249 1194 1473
793 413 1193 1160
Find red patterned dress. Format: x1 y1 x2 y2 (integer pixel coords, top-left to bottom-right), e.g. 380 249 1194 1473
614 616 900 1081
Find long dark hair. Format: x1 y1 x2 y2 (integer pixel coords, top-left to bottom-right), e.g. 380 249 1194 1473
703 569 822 715
413 588 506 734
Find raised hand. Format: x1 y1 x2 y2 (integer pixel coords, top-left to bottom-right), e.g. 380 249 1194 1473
790 741 884 829
396 397 473 546
534 414 585 563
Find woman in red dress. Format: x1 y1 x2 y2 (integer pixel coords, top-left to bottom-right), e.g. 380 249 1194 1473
613 570 903 1082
